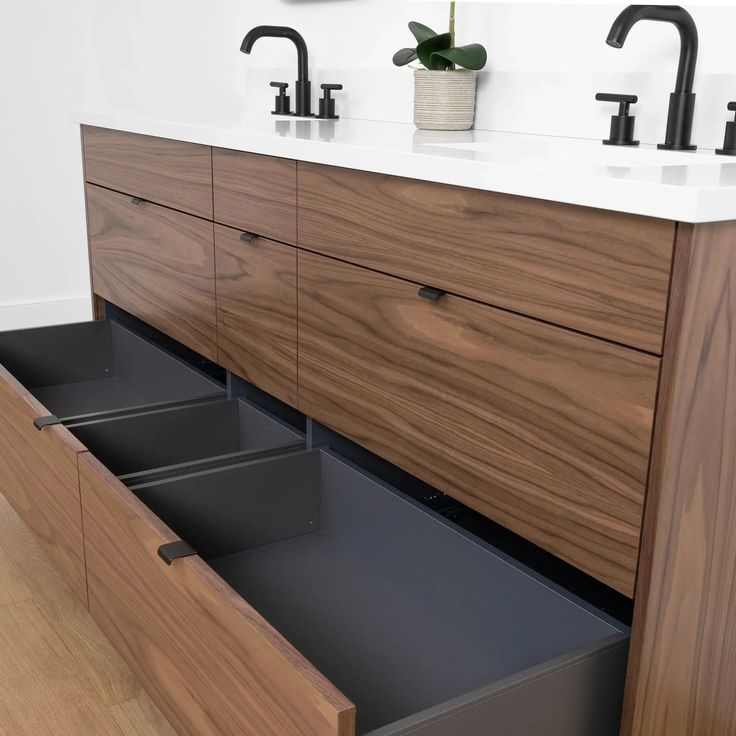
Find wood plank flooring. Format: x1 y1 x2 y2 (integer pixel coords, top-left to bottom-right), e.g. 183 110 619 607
0 489 177 736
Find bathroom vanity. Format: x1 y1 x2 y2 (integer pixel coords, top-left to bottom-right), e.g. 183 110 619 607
0 115 734 736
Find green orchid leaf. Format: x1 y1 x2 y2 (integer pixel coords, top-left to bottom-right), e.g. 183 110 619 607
392 47 418 67
408 21 438 44
416 32 452 69
430 43 488 71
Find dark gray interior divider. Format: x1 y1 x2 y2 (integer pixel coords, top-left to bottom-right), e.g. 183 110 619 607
127 448 629 736
0 320 223 419
67 398 303 479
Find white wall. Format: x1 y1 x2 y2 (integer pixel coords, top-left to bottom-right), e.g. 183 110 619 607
3 1 736 328
0 1 92 329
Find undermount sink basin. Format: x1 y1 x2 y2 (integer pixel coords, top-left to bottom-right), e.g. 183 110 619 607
421 138 720 169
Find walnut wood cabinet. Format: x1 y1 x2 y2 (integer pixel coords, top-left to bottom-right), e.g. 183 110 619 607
0 125 731 736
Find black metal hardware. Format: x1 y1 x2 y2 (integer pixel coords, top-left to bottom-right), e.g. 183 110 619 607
157 540 197 565
606 5 698 151
596 93 639 146
270 81 291 115
131 197 145 206
241 26 314 117
240 231 258 243
418 286 446 302
716 102 736 156
33 415 62 430
317 83 343 120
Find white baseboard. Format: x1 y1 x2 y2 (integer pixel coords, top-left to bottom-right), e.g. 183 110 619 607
0 297 93 331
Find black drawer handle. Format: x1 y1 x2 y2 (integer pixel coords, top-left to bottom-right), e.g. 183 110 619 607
240 231 258 243
130 197 146 206
33 415 62 431
158 540 197 565
418 286 446 302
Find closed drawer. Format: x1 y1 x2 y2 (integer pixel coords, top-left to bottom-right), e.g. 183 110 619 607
82 126 213 219
297 252 660 596
215 224 297 406
0 320 223 601
81 446 629 736
87 184 218 361
213 148 297 245
297 163 675 353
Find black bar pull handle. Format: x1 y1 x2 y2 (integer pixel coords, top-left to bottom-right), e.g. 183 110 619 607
418 286 446 302
130 197 146 206
158 540 197 565
240 231 258 243
33 415 62 431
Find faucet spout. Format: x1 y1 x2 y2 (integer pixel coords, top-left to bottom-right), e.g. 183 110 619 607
605 5 698 150
606 5 698 93
240 25 310 83
240 26 313 116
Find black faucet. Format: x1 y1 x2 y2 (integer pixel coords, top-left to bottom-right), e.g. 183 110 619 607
606 5 698 150
241 26 313 117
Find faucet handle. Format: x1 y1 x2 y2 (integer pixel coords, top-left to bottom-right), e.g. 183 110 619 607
596 92 638 116
270 82 291 116
596 92 639 146
317 84 343 120
716 102 736 156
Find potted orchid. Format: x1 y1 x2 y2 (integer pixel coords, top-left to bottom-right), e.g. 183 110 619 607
393 2 487 130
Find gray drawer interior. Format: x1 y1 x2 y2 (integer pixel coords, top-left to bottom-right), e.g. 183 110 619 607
67 398 304 481
0 320 223 419
129 448 629 736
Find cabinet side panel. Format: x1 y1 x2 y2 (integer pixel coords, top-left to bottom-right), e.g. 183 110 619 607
622 221 736 736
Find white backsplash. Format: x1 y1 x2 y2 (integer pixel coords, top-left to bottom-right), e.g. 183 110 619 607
80 1 736 149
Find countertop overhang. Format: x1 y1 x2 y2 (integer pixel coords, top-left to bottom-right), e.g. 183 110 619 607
72 109 736 223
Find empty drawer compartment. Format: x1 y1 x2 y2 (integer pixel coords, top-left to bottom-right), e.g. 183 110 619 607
68 398 304 482
0 320 223 420
100 448 629 736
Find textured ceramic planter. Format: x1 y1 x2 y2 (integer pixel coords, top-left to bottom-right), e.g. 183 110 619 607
414 69 478 131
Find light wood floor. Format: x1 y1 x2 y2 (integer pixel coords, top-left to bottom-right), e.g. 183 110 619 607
0 490 177 736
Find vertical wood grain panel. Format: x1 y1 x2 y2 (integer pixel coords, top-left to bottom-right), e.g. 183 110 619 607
215 225 297 406
621 221 736 736
87 184 217 361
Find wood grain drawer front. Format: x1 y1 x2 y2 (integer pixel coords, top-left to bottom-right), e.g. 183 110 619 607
213 149 297 245
215 225 297 406
82 126 213 219
79 454 354 736
298 252 660 596
297 163 675 354
87 184 217 361
0 366 88 602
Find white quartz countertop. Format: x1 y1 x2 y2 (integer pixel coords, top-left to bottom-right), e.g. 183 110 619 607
72 109 736 223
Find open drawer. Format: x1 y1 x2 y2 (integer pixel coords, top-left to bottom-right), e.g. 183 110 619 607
0 319 224 601
80 447 629 736
67 397 304 483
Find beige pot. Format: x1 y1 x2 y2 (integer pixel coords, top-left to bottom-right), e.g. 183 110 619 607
413 69 478 131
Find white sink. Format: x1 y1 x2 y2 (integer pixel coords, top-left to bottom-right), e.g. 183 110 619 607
421 138 719 169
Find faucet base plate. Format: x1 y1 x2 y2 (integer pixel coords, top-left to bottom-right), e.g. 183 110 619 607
658 143 697 151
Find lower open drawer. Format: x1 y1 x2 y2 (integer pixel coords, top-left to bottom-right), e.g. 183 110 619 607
80 446 629 736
